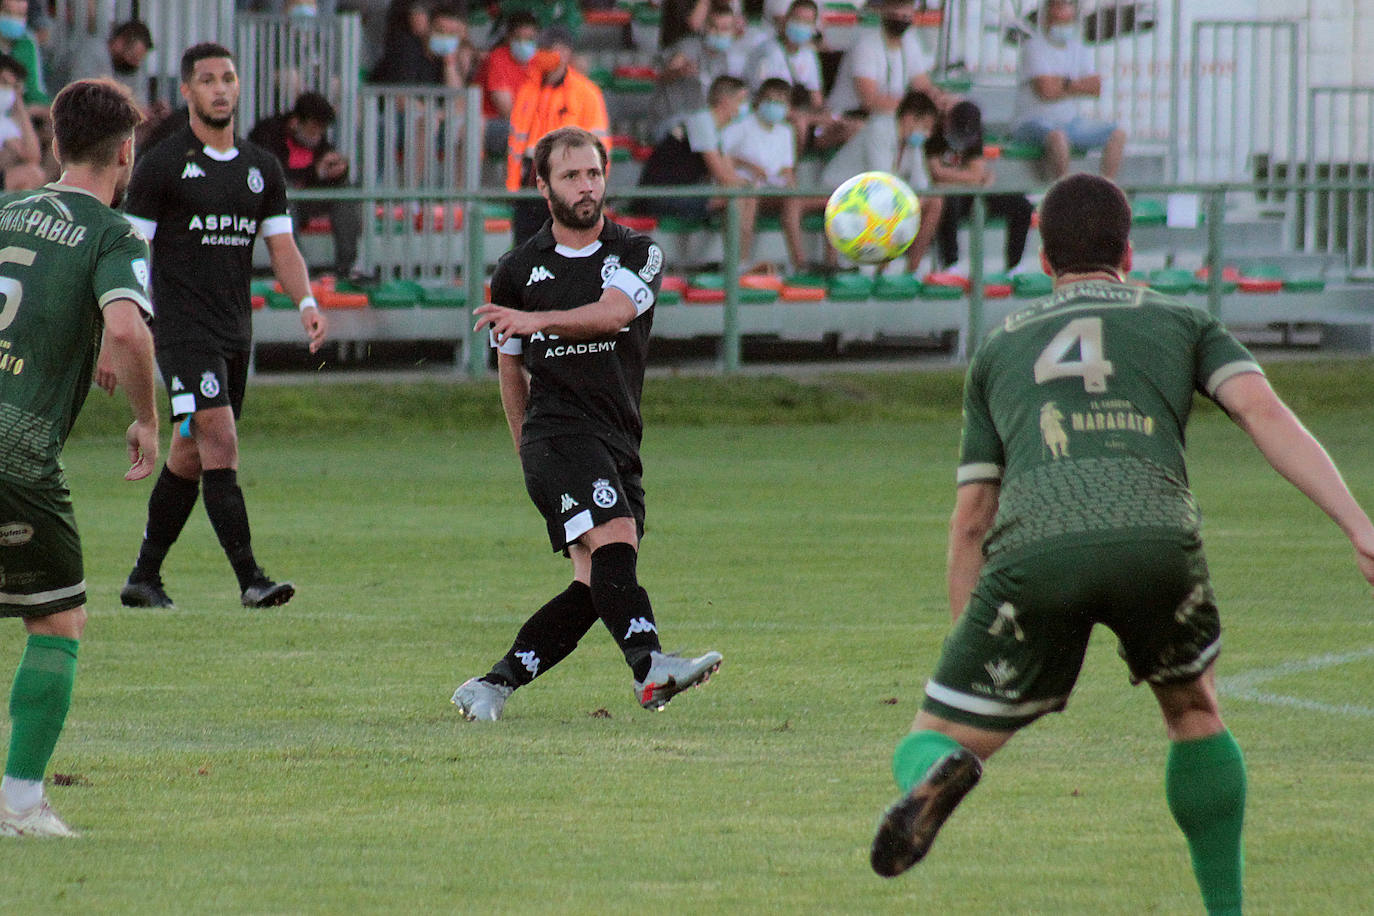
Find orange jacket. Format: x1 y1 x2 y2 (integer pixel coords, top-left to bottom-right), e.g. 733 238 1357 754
505 67 610 190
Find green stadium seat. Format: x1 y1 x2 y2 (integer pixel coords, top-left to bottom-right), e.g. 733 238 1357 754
420 285 466 308
1012 273 1053 298
827 273 874 301
872 274 922 300
919 282 963 300
266 291 295 310
1148 268 1196 295
369 280 424 309
1131 198 1167 226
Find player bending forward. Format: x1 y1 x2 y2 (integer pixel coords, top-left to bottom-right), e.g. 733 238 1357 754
869 174 1374 916
454 126 721 721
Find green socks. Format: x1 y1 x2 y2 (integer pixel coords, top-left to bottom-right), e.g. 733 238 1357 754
891 729 964 792
6 635 79 782
1166 729 1247 916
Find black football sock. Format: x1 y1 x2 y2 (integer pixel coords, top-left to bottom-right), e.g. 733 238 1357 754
130 465 200 581
200 468 261 590
589 542 661 681
486 581 598 688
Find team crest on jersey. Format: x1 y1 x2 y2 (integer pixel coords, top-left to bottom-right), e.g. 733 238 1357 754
247 167 264 194
600 254 621 284
638 244 663 282
199 371 220 399
180 162 206 179
591 479 618 509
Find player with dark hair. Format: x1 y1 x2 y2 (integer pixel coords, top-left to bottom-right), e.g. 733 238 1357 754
452 126 722 721
118 43 327 610
0 78 158 837
868 173 1374 915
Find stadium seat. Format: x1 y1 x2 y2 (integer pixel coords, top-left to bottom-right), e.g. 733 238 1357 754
1148 268 1196 295
251 294 266 310
924 271 971 291
1237 265 1284 293
826 273 873 301
779 284 825 302
919 281 963 300
1193 266 1240 293
1012 273 1054 297
740 274 784 291
873 274 922 300
982 273 1013 298
419 284 466 308
319 291 369 309
369 280 424 309
1131 198 1167 226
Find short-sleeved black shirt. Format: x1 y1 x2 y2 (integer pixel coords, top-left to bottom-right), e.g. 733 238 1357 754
124 124 292 351
490 218 665 459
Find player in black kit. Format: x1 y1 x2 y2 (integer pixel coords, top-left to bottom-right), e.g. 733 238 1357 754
119 44 328 610
452 126 721 721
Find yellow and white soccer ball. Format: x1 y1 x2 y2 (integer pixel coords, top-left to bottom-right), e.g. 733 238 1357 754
823 171 921 264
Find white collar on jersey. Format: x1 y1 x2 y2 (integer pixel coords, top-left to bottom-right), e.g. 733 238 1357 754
202 144 239 161
554 239 603 258
44 181 100 200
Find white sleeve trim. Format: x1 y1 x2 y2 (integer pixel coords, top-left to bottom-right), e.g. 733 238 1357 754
1205 360 1264 398
956 462 1003 485
604 267 655 316
261 214 294 237
492 330 523 354
98 288 154 317
124 214 156 239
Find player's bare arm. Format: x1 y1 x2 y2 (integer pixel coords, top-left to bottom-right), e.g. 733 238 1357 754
1215 370 1374 587
946 481 998 621
496 352 529 451
102 298 160 481
265 232 327 353
474 288 637 345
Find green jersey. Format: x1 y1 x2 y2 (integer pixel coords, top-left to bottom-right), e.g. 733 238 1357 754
0 183 152 488
958 280 1261 566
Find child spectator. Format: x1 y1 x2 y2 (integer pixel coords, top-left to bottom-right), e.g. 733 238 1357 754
651 1 753 138
723 77 806 273
926 100 1034 275
0 53 41 189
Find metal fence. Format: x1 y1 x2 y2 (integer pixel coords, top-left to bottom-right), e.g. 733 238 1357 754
234 12 363 167
1301 87 1374 277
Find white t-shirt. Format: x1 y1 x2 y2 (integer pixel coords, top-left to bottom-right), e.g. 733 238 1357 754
1014 32 1097 126
682 108 724 154
827 28 934 114
820 114 929 192
722 115 796 187
0 113 22 148
745 37 823 94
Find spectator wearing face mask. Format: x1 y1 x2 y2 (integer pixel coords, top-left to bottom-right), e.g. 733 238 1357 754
369 1 471 87
1010 0 1126 179
474 11 538 158
650 1 753 138
0 0 44 104
721 78 808 273
826 0 952 117
506 25 610 245
0 53 41 189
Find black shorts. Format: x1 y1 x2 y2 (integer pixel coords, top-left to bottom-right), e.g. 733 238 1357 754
520 435 645 552
158 346 250 420
0 482 85 618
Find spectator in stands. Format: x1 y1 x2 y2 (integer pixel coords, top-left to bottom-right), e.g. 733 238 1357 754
0 53 41 189
652 2 753 140
474 11 537 158
506 25 610 245
492 1 582 44
660 0 723 51
26 102 55 181
634 73 755 226
370 1 471 86
826 0 951 117
722 77 807 273
0 0 45 104
746 0 845 156
1011 0 1126 179
249 92 364 280
49 19 170 143
926 100 1034 276
821 89 943 273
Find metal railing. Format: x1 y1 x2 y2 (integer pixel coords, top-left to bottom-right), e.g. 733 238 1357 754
1302 87 1374 277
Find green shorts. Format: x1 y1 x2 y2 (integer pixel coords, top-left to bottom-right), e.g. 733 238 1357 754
0 482 85 618
922 539 1221 730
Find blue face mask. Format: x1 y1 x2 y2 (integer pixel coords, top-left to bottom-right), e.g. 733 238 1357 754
1048 23 1076 44
510 39 536 64
705 32 733 53
906 130 927 148
731 102 751 124
757 100 788 125
429 35 459 57
784 22 813 45
0 17 25 40
289 4 318 18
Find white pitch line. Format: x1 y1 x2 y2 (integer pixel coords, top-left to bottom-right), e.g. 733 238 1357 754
1218 647 1374 718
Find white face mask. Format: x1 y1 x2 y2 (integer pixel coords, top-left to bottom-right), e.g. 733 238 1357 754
0 87 16 113
1048 23 1076 44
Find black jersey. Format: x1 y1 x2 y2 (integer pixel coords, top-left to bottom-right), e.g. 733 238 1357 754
490 218 665 457
123 124 292 350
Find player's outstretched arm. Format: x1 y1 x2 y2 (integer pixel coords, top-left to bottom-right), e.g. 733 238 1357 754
474 289 638 345
1216 371 1374 589
102 299 160 480
947 481 999 622
265 232 328 353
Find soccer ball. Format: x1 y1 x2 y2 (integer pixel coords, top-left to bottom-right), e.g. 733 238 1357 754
823 171 921 264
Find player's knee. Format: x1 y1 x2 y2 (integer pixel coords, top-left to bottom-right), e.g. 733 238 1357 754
26 605 86 639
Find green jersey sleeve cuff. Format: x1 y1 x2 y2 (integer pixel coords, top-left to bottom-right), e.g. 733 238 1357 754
1205 360 1264 398
957 462 1003 485
98 288 153 317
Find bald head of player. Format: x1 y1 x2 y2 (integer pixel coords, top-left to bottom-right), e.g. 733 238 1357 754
180 42 238 132
50 78 144 207
1037 173 1134 283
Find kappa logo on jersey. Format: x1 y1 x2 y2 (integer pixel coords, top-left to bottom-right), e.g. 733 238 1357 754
247 167 265 194
638 244 663 282
171 376 184 392
623 617 658 639
180 162 206 179
514 649 540 676
600 254 621 284
526 265 555 286
559 493 579 512
199 371 220 399
591 479 618 509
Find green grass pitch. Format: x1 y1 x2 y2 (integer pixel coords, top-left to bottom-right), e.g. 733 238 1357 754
2 360 1371 912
